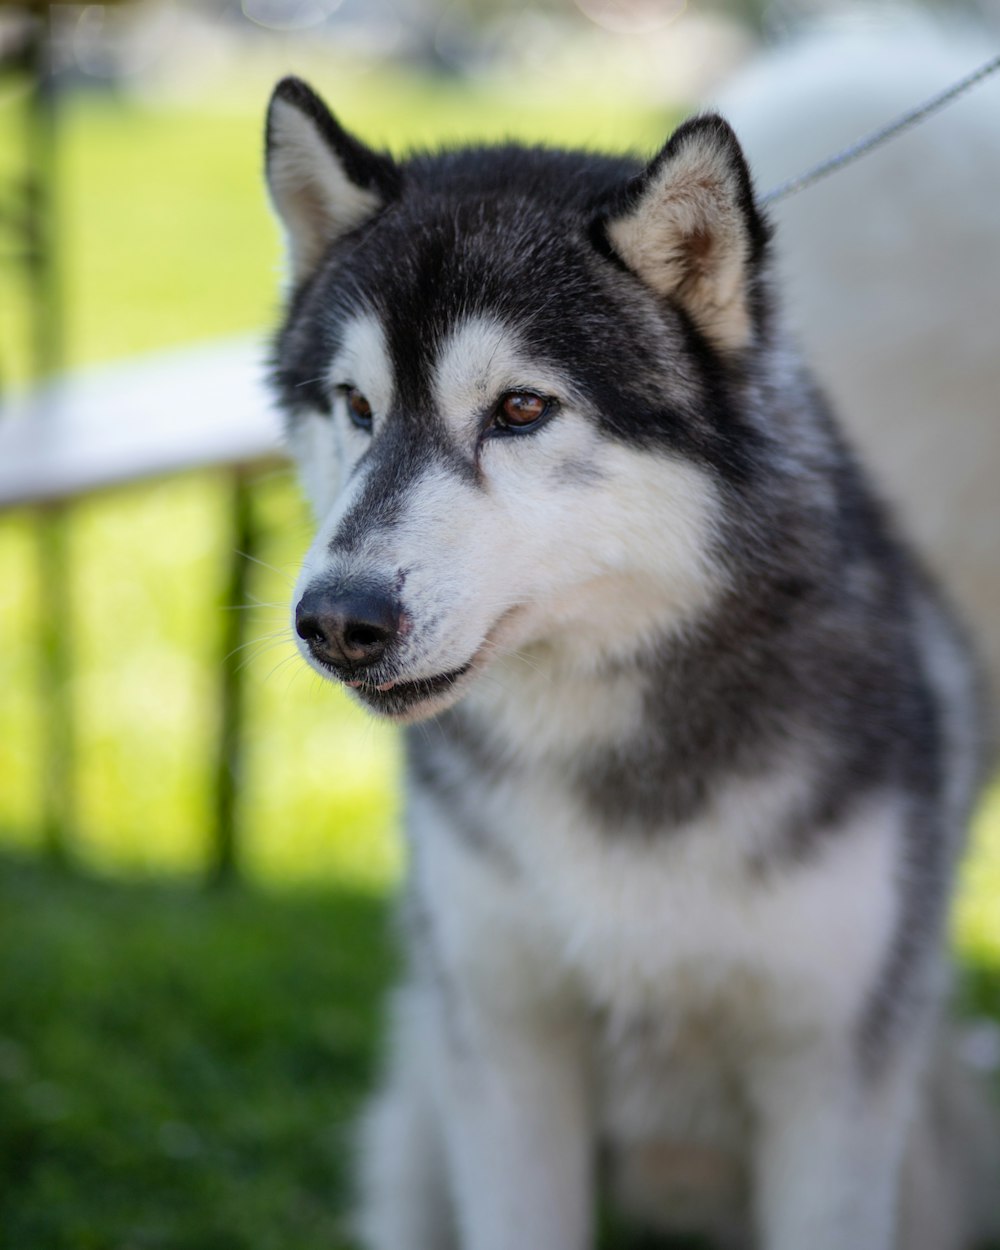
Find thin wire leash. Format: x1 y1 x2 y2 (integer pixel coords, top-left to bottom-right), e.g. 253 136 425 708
762 51 1000 205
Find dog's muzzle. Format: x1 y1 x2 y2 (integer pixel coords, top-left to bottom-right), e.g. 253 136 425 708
295 581 402 674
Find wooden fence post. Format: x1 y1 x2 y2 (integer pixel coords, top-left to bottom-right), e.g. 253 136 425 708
211 468 256 885
24 6 73 865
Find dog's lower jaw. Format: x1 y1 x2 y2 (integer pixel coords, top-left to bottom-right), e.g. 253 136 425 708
348 663 474 724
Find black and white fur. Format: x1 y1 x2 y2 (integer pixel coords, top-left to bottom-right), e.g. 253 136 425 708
264 76 1000 1250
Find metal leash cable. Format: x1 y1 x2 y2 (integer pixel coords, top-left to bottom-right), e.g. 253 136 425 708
762 50 1000 205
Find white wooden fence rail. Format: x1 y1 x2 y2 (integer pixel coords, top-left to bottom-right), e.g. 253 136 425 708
0 337 285 506
0 336 289 878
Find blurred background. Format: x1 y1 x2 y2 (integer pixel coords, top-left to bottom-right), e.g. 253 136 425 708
0 1 997 1247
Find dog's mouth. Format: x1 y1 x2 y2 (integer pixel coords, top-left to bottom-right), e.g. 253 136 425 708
342 663 473 720
302 606 521 723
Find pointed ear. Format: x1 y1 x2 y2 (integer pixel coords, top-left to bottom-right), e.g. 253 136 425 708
265 76 401 282
602 115 770 352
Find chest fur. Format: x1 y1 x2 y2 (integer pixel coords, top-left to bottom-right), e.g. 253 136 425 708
409 755 901 1038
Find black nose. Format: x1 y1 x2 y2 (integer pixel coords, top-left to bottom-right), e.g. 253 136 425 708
295 584 402 671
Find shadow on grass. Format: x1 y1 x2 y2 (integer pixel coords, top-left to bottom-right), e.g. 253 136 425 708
0 853 996 1250
0 853 394 1250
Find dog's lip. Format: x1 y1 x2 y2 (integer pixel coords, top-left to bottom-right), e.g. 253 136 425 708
345 663 471 700
336 660 477 723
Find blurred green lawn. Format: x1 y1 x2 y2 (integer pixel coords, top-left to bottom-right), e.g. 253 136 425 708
0 53 998 1250
0 856 394 1250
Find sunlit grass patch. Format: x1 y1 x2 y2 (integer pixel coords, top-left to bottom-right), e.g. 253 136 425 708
0 513 44 849
0 470 402 888
955 782 1000 970
0 63 670 388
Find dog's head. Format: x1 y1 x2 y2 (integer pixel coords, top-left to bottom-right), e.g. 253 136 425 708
265 78 772 723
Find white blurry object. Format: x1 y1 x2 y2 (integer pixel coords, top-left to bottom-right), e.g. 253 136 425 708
0 337 284 507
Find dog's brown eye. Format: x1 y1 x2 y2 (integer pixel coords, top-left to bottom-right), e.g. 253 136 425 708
343 387 373 432
496 392 551 432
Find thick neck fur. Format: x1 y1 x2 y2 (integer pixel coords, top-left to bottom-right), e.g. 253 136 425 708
411 340 956 849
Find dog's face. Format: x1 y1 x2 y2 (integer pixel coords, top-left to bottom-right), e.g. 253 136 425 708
266 79 770 722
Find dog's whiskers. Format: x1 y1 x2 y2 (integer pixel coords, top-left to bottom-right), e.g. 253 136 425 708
232 548 297 586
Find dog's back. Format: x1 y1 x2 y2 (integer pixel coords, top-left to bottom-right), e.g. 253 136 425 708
718 18 1000 731
719 25 1000 1242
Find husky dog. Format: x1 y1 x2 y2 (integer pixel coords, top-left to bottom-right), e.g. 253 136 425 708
264 76 999 1250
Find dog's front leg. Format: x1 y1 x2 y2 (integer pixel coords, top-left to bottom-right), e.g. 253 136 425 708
434 986 594 1250
408 783 595 1250
750 1040 916 1250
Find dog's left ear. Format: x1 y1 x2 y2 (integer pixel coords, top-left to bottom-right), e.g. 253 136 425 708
265 76 401 283
602 115 769 353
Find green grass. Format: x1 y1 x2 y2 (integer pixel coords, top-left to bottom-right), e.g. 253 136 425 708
0 855 394 1250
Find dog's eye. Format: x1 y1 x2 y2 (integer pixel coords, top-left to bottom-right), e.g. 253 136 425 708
339 386 374 432
492 391 554 434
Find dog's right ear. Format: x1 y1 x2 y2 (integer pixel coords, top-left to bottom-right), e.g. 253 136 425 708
265 77 400 283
